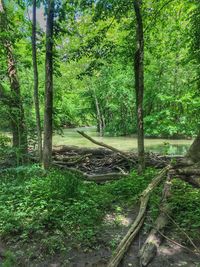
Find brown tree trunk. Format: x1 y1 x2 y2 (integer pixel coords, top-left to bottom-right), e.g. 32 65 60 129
0 0 28 161
186 131 200 162
43 0 54 169
134 0 145 173
6 42 28 157
32 0 42 162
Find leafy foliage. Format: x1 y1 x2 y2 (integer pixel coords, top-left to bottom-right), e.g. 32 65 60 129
1 0 199 137
169 179 200 242
0 166 199 263
0 134 12 161
0 167 155 252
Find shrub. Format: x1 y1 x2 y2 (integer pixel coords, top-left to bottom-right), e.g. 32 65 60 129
169 179 200 242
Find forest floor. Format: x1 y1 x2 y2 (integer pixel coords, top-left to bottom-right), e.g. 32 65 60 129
0 205 199 267
0 155 199 266
38 207 200 267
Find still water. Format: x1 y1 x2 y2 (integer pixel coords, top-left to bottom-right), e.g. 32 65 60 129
53 127 193 156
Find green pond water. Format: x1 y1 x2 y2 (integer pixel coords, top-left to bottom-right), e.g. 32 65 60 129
53 127 193 155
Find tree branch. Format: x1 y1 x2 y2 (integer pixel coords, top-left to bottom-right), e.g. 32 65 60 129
77 130 135 164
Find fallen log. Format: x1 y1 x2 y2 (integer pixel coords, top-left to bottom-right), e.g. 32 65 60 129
85 172 128 182
77 130 136 164
177 168 200 175
107 166 170 267
176 174 200 188
54 154 92 166
52 164 87 177
53 145 112 156
171 157 194 167
52 163 127 182
139 173 172 266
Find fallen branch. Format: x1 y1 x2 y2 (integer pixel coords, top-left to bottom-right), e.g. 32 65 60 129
52 164 87 176
139 173 172 266
77 130 135 164
53 145 112 156
52 163 127 182
155 229 200 256
163 210 199 252
174 174 200 188
86 172 128 182
177 168 200 175
54 154 92 166
107 166 170 267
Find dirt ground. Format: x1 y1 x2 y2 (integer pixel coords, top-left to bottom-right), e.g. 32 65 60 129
0 206 199 267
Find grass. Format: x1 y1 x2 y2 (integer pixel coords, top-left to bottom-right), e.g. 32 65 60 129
0 165 199 265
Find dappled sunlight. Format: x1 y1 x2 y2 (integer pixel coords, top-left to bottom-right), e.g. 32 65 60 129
158 243 182 256
0 0 199 266
104 212 132 227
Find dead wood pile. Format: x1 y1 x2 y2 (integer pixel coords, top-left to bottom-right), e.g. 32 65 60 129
52 145 182 175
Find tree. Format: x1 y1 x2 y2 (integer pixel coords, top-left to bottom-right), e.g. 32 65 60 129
187 131 200 162
187 1 200 163
43 0 55 168
0 0 28 161
32 0 43 162
134 0 145 172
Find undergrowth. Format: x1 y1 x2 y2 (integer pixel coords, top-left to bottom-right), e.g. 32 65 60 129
0 165 199 264
169 179 200 243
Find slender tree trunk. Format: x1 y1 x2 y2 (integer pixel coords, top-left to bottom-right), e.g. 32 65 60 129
32 0 42 162
0 0 28 161
134 0 145 173
43 0 54 169
93 88 104 137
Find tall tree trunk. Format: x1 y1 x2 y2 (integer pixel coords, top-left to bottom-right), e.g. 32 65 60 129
186 130 200 162
32 0 42 162
134 0 145 173
43 0 54 169
93 88 104 137
0 0 28 161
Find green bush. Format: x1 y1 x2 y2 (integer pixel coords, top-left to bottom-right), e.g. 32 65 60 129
0 166 111 248
105 168 157 203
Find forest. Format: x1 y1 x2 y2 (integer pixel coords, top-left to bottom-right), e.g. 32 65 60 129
0 0 200 266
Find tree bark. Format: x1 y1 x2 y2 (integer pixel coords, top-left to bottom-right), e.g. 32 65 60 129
43 0 54 169
0 0 28 161
134 0 145 173
32 0 43 162
186 130 200 162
